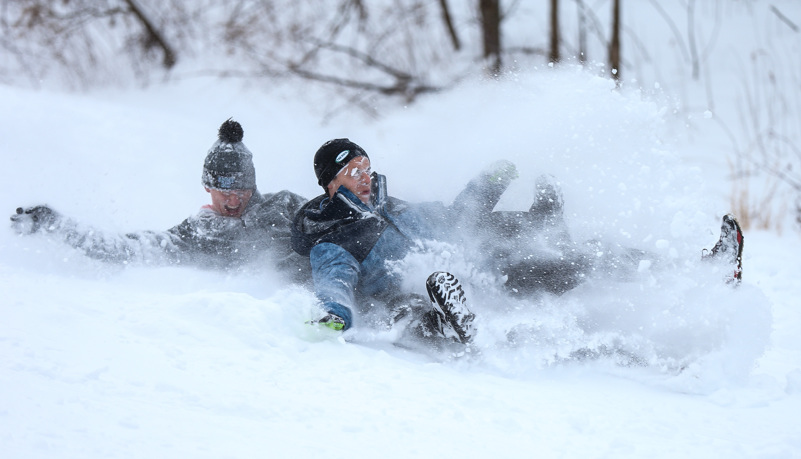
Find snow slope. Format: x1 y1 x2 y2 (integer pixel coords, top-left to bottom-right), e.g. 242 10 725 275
1 69 800 458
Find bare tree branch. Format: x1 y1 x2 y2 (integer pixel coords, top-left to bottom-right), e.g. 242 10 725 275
286 39 441 101
770 4 799 32
309 39 414 81
686 0 699 80
438 0 461 51
122 0 176 69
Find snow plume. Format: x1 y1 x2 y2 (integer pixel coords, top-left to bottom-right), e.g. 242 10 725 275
386 239 503 297
383 69 707 255
383 231 771 391
372 67 773 387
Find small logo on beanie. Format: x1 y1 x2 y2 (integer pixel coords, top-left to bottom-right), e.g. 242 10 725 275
218 176 236 188
335 150 350 163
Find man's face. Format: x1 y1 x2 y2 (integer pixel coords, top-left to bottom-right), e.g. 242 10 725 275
327 156 372 204
206 188 253 217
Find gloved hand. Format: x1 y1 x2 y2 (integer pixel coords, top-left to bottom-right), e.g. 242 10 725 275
485 159 519 184
10 205 61 234
370 172 387 210
306 313 346 331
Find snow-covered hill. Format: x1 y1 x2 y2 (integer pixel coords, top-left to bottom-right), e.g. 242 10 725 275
1 68 800 458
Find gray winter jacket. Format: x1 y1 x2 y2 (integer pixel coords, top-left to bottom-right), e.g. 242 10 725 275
12 190 310 279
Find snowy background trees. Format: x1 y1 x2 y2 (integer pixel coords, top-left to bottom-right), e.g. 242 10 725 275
4 0 800 230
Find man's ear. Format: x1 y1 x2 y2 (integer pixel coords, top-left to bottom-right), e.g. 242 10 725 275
204 187 211 193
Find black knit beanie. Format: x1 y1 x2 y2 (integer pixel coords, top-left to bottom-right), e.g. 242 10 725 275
313 138 369 191
202 119 257 190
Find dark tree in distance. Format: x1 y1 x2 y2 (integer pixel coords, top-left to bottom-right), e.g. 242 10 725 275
2 0 180 88
576 0 587 64
480 0 502 75
609 0 621 82
549 0 560 64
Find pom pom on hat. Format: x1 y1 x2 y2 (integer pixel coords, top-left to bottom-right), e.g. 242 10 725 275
218 118 244 144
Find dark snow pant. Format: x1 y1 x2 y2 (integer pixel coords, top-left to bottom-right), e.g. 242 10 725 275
452 162 650 296
478 210 593 296
483 210 652 295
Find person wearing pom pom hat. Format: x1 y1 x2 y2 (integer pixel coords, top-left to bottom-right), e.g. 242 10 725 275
201 118 259 218
11 119 310 279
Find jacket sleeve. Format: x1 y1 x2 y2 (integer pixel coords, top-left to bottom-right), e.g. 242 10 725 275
309 242 359 330
450 159 518 219
48 216 187 265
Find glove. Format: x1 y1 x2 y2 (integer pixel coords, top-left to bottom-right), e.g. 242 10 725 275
306 313 346 331
10 205 60 234
370 172 387 210
485 159 519 184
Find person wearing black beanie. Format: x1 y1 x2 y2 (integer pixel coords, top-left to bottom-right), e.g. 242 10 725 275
313 138 369 193
291 137 745 357
293 138 477 349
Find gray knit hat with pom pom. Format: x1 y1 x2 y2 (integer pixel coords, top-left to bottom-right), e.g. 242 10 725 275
202 119 256 190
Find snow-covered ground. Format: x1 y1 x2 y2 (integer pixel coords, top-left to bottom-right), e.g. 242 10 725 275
1 67 800 458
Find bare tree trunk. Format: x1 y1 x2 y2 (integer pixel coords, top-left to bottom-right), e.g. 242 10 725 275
549 0 560 64
123 0 177 69
608 0 621 82
438 0 461 51
686 0 700 80
576 0 587 64
480 0 501 75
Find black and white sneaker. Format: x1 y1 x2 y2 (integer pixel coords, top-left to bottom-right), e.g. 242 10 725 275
425 272 475 344
702 214 744 284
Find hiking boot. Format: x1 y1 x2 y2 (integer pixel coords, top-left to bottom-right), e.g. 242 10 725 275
702 214 744 284
425 271 475 344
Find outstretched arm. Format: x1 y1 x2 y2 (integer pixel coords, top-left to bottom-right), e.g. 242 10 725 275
11 205 186 265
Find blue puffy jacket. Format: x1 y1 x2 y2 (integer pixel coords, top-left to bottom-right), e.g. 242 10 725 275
292 184 452 330
291 162 587 330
